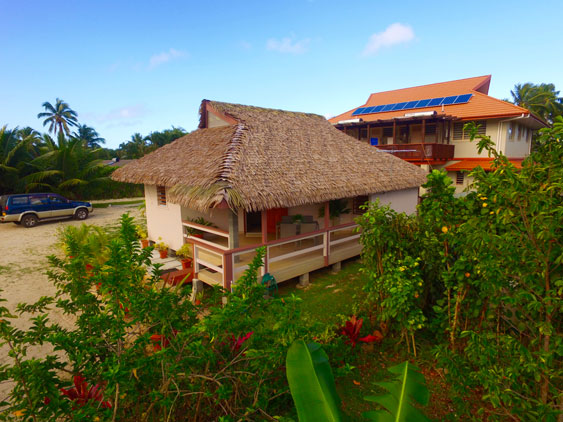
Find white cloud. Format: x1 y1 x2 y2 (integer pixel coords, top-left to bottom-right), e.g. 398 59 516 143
149 48 187 68
362 23 414 56
266 36 310 54
83 105 148 127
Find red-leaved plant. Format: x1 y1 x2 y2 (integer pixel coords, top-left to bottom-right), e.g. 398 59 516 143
230 331 253 354
339 316 383 348
60 374 112 409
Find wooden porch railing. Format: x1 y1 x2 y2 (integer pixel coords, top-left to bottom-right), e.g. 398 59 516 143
375 143 454 161
186 222 361 291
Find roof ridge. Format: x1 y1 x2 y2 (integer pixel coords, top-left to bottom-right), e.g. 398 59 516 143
366 75 491 101
216 123 247 196
470 90 531 114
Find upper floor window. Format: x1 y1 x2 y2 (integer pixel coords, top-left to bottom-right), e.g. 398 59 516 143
507 123 514 141
453 120 486 141
157 186 167 206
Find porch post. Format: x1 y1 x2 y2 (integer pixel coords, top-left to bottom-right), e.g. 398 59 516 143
392 120 396 144
229 210 240 264
228 210 239 250
421 119 426 144
324 202 330 266
261 210 268 274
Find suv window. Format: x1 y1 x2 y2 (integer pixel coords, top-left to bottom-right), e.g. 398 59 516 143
30 195 48 205
48 195 68 204
11 196 29 206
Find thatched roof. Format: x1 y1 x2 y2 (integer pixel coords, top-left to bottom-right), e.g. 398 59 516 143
112 100 427 212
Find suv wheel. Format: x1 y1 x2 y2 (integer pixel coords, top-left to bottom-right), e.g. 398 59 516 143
75 208 89 220
22 214 38 228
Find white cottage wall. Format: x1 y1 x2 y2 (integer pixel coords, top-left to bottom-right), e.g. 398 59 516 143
370 188 419 215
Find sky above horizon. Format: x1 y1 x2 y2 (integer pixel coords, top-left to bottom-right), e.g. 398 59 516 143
2 0 562 149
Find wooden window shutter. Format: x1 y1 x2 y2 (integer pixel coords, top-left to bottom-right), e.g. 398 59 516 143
157 186 167 205
456 172 464 185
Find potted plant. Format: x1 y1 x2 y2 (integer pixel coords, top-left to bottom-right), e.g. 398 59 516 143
291 214 304 223
319 199 351 225
155 238 169 259
136 225 149 248
185 217 216 238
176 243 193 270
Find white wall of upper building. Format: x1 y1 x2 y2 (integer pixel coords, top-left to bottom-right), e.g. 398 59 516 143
369 187 419 215
451 117 532 158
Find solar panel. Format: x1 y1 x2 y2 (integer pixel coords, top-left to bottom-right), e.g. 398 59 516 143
416 99 431 108
454 94 472 104
427 97 444 107
349 93 473 119
442 96 458 105
392 102 408 111
352 107 367 116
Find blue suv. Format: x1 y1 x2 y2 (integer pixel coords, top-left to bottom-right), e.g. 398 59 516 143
0 193 93 228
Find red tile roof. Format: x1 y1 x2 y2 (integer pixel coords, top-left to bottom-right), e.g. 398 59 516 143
445 158 524 171
329 75 536 124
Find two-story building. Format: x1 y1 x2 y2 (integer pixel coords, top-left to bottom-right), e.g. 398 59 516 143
329 75 547 192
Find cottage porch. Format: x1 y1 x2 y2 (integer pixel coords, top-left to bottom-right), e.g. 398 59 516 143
183 202 362 290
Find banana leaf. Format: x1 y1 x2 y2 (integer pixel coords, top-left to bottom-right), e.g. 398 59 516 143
286 340 342 422
363 361 429 422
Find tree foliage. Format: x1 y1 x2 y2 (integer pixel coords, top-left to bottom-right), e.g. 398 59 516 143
357 119 563 420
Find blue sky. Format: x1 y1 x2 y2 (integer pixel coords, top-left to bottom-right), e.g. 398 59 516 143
2 0 562 148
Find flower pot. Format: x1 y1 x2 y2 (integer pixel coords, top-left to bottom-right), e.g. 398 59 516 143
181 258 193 270
159 249 168 259
141 239 149 248
192 234 203 239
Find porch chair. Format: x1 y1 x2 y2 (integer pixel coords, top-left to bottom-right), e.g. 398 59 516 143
300 222 320 245
279 223 298 239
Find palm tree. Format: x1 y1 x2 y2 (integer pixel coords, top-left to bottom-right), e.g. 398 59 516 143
73 124 105 148
510 83 563 123
0 126 41 194
37 98 79 136
26 132 111 198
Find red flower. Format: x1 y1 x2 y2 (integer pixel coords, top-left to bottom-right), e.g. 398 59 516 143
358 330 384 344
60 375 111 409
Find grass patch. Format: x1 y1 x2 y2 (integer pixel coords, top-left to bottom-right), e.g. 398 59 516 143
278 259 367 326
93 200 144 208
0 264 11 275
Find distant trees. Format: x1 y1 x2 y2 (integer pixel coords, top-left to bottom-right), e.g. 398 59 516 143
117 127 187 159
510 82 563 123
37 98 79 136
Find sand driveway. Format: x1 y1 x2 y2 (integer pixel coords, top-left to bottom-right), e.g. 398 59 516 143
0 203 142 400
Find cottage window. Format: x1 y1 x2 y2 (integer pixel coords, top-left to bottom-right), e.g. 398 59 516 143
456 172 464 185
157 186 167 206
352 196 369 214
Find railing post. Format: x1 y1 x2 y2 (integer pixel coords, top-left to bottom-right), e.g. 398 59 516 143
324 232 329 266
223 252 233 292
193 245 199 279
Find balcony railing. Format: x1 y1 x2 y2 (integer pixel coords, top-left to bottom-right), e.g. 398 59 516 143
375 143 454 161
183 221 362 290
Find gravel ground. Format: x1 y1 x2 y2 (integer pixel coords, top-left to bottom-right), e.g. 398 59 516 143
0 204 142 401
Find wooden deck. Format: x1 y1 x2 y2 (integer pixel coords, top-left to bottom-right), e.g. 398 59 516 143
185 220 362 289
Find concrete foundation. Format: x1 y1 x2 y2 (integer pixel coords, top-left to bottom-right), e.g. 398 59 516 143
298 272 310 288
331 261 342 274
191 279 203 303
